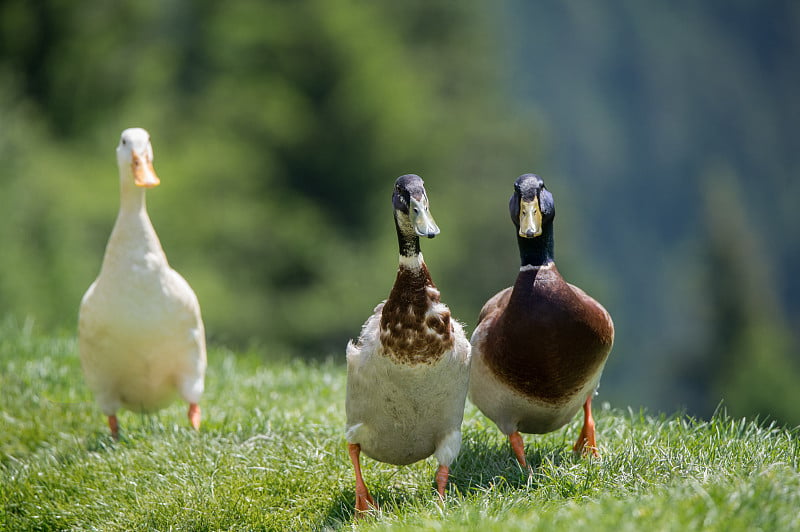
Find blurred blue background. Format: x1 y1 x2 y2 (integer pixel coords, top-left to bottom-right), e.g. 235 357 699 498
1 0 798 424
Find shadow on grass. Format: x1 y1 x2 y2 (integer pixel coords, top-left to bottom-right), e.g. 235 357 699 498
318 483 434 528
315 435 576 528
450 434 572 494
84 431 118 453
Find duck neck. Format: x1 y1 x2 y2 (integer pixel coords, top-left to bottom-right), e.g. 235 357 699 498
396 227 421 258
119 178 148 217
390 251 435 303
518 222 555 268
106 178 165 263
394 222 431 288
397 251 427 273
385 252 435 320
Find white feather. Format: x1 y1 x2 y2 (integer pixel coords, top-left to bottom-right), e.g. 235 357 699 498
346 301 471 467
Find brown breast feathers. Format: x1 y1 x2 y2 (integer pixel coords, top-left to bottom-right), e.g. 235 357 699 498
482 266 614 402
380 262 454 365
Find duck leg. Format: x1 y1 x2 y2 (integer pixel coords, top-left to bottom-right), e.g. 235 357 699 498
509 431 528 469
573 393 599 457
108 414 119 441
435 464 449 500
348 443 377 515
187 403 201 430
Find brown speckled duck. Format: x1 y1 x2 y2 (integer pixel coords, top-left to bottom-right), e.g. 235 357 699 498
469 173 614 467
345 174 471 515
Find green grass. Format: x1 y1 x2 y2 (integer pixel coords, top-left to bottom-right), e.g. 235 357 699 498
1 318 799 531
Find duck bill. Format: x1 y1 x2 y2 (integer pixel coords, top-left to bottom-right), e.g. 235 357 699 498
410 196 440 238
132 151 160 188
518 197 542 238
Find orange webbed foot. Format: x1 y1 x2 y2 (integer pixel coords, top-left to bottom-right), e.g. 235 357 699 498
573 394 600 458
509 431 533 474
435 464 450 502
354 488 378 516
188 403 201 431
349 443 378 518
108 414 120 441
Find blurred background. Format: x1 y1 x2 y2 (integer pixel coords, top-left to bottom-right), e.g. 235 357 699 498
1 1 799 425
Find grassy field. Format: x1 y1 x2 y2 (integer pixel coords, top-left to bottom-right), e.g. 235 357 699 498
1 318 799 531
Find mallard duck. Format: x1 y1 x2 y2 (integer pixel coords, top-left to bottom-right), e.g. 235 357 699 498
469 173 614 467
78 128 207 440
345 174 471 514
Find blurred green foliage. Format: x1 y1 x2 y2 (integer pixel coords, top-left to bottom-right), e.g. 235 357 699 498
1 1 799 426
0 0 537 349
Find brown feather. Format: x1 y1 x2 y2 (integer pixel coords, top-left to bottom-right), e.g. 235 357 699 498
379 263 454 365
478 265 614 403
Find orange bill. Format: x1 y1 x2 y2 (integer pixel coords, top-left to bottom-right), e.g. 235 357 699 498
132 151 160 187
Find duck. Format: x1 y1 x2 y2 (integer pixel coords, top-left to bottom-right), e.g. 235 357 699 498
469 173 614 468
78 127 207 440
345 174 471 515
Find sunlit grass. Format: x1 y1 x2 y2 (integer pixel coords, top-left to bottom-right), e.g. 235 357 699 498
1 318 798 530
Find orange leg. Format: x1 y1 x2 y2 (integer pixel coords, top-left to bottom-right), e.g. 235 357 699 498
435 464 449 501
573 393 600 457
348 443 377 516
509 431 528 469
188 403 201 430
108 414 119 441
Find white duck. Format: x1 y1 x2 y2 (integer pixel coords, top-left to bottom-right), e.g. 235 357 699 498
345 174 471 515
78 128 206 440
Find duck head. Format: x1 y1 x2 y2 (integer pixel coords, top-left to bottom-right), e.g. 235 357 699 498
117 128 160 188
392 174 439 259
393 174 440 239
510 174 556 267
510 173 554 238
